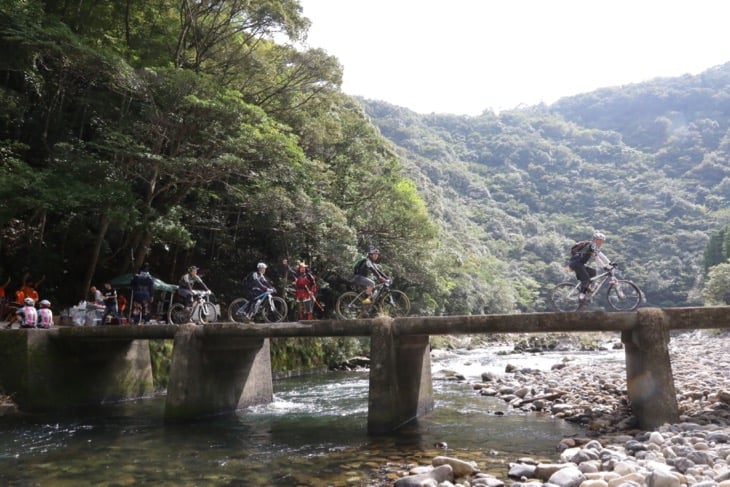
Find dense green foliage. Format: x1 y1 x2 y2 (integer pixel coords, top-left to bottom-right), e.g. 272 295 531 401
360 66 730 310
1 0 727 366
0 0 438 316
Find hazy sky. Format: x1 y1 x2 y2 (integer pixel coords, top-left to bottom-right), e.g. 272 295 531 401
298 0 730 116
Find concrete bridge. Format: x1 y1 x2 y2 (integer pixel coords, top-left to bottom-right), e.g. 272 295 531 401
0 307 728 434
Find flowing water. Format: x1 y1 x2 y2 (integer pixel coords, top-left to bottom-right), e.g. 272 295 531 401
0 345 623 486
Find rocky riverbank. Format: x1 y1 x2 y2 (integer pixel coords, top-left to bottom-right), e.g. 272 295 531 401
393 329 730 486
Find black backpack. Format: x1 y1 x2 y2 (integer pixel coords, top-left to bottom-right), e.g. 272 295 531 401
570 240 591 256
353 257 367 275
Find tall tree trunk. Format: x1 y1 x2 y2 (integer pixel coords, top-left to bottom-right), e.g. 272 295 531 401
82 214 110 297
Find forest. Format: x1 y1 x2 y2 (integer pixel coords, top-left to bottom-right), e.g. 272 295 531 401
2 0 730 345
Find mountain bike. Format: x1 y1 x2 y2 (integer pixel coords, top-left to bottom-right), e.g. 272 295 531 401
335 278 410 320
228 289 288 324
168 290 216 324
551 262 642 312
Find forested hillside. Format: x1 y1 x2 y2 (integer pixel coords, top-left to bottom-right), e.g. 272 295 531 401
1 0 728 321
361 65 730 310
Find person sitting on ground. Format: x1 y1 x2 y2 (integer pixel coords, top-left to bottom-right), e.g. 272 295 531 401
293 262 318 321
37 299 53 329
568 231 612 302
131 263 154 324
177 266 209 306
16 297 38 329
352 248 389 304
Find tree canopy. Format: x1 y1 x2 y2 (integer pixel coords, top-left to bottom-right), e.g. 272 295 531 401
2 0 729 319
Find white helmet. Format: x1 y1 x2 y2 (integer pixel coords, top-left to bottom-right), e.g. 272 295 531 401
592 232 606 241
24 297 35 306
40 299 51 307
257 262 267 270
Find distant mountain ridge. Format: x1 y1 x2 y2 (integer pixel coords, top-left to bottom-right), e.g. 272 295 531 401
359 63 730 310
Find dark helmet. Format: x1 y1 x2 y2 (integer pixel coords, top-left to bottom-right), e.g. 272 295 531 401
367 248 380 255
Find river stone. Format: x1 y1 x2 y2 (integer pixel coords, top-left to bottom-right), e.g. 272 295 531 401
606 471 645 486
534 463 565 480
508 463 536 479
581 480 609 487
394 464 453 486
432 455 478 477
547 465 585 487
718 390 730 404
645 469 680 487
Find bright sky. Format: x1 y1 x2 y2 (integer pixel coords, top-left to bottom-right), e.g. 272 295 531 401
298 0 730 116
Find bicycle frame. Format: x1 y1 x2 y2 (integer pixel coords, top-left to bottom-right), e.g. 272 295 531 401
228 289 288 323
551 263 642 312
168 290 215 324
335 279 411 319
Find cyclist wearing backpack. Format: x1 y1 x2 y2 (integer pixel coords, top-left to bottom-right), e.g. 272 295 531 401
353 248 389 304
568 232 612 302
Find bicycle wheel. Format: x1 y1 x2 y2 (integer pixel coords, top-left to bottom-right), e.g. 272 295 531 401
551 282 582 312
379 290 411 317
228 298 250 323
336 291 364 320
262 296 288 323
607 280 642 311
198 302 216 324
168 303 191 325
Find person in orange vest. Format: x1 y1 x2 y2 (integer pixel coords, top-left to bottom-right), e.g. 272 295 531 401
0 275 10 303
0 274 12 323
16 272 44 304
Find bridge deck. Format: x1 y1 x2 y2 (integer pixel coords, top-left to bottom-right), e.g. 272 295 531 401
48 307 730 341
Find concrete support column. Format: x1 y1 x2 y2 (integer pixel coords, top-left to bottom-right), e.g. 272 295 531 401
0 329 153 411
621 308 679 429
367 317 433 434
164 324 273 421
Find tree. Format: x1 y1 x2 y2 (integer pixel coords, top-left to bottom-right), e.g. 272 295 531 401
703 261 730 305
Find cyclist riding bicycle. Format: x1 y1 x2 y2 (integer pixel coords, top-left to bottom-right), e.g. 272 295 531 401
568 231 612 302
241 263 276 315
353 248 389 304
177 266 210 306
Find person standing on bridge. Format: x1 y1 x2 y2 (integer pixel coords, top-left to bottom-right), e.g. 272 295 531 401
293 262 318 321
353 248 389 304
568 231 612 303
131 263 154 324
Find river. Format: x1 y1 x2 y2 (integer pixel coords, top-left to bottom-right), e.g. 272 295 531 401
0 343 624 486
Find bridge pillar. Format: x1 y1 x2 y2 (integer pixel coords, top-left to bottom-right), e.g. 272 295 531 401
367 317 434 434
0 329 153 411
621 308 679 429
164 324 273 421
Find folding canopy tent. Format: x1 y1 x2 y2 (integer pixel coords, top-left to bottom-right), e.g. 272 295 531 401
108 273 177 293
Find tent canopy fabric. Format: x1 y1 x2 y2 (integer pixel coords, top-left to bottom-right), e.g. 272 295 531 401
108 273 177 293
